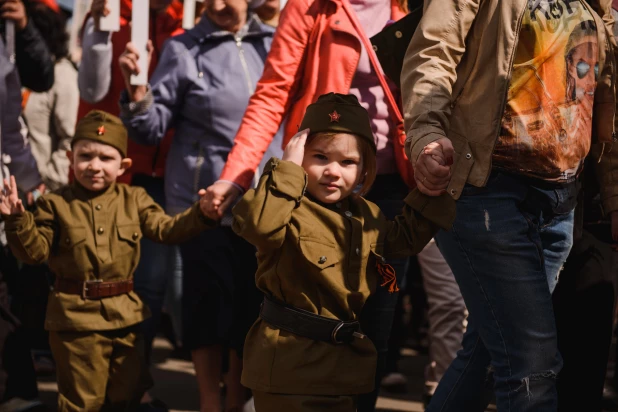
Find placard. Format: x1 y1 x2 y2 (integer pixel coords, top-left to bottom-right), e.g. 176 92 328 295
99 0 120 32
130 0 149 85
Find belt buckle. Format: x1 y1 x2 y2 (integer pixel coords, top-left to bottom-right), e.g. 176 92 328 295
331 322 366 344
331 322 346 344
81 279 102 299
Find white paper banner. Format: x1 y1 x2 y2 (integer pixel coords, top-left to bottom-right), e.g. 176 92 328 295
182 0 196 29
130 0 149 85
98 0 120 32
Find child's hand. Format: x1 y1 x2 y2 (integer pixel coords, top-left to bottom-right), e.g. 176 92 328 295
0 176 25 216
282 128 309 166
198 188 217 220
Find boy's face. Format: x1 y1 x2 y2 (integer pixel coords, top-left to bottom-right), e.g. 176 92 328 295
69 140 131 192
302 133 363 204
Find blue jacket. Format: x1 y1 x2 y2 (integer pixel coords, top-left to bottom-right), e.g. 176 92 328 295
121 14 282 214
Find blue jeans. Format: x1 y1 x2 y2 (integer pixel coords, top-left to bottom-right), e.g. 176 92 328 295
131 175 171 363
429 172 574 412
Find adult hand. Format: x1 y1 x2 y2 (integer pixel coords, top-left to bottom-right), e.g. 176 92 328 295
203 182 242 220
282 128 309 166
118 41 153 102
413 137 454 196
90 0 109 29
1 0 28 31
0 176 25 215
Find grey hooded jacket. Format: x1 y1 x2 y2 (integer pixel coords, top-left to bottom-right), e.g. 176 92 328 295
120 14 283 215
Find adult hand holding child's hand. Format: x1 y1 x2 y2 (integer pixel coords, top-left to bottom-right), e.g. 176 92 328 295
0 176 25 216
414 137 454 196
282 128 309 166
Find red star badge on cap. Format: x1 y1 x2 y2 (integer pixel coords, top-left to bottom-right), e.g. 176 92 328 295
97 125 105 136
329 110 341 123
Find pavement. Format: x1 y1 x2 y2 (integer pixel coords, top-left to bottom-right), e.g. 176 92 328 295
37 338 443 412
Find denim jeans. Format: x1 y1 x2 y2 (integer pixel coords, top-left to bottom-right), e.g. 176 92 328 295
131 175 171 363
429 172 574 412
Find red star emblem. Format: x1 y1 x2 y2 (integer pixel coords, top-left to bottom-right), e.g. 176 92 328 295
97 125 105 136
329 110 341 122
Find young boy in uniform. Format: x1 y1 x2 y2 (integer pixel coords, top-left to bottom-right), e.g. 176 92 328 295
0 110 216 411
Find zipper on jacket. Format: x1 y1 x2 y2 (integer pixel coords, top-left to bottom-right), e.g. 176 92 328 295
485 6 526 186
193 145 205 201
235 36 255 94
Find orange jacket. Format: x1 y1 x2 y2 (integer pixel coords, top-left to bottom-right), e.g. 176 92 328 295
219 0 406 190
77 0 183 184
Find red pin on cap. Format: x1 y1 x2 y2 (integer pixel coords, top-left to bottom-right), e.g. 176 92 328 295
97 125 105 136
329 110 341 123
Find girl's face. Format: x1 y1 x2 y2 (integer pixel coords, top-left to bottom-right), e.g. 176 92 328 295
302 133 364 204
204 0 248 33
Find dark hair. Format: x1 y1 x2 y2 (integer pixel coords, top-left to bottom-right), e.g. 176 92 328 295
26 2 69 60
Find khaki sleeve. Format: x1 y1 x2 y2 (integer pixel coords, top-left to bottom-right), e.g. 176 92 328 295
4 196 56 265
232 157 307 251
401 0 481 164
383 190 456 258
137 188 216 244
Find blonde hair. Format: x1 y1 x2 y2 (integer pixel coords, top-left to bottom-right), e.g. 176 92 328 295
306 132 377 197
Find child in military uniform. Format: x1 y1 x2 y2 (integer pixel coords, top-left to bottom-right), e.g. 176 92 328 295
231 93 455 411
0 110 216 411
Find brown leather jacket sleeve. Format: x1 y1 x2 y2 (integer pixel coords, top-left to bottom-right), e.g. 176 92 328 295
401 0 481 164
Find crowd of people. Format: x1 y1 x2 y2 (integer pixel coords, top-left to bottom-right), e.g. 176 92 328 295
0 0 616 411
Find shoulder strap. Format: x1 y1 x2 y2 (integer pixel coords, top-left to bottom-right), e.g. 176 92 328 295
340 0 404 126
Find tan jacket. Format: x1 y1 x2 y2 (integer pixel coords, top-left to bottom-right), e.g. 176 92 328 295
4 183 214 332
402 0 618 214
232 158 455 395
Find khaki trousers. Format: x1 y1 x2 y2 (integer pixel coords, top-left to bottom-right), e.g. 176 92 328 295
49 326 150 412
253 391 357 412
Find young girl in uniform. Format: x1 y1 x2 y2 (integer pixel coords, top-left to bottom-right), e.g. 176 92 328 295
230 93 455 411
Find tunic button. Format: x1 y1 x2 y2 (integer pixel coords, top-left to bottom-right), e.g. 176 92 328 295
344 211 352 218
65 238 70 244
355 247 360 256
132 232 139 240
97 227 104 235
395 30 403 38
450 189 457 195
95 204 102 211
318 256 327 264
465 153 472 160
335 202 342 209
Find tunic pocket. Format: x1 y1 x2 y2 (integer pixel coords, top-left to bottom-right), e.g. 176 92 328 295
298 237 340 270
117 224 142 245
59 226 87 249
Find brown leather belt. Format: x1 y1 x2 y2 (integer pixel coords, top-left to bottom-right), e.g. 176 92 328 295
54 278 133 299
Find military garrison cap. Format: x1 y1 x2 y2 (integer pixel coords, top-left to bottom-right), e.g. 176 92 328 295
72 110 128 158
299 93 376 152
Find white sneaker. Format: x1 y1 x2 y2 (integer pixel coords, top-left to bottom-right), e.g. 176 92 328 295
243 397 255 412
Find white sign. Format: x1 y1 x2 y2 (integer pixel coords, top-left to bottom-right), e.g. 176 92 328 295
131 0 149 85
99 0 120 32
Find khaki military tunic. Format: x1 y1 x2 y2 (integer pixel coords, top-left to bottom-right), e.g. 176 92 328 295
4 182 214 332
233 158 455 396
